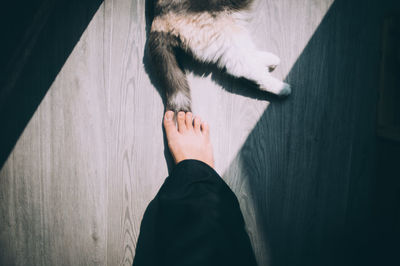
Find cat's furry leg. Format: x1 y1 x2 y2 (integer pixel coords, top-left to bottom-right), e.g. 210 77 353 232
149 9 290 102
148 31 192 112
225 56 291 96
186 19 290 96
221 46 291 96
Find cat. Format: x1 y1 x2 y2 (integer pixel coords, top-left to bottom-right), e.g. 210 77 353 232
148 0 291 112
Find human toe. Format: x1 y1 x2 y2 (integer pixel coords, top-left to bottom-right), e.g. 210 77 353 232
164 111 177 138
201 121 210 137
193 116 201 133
185 112 193 130
177 111 186 133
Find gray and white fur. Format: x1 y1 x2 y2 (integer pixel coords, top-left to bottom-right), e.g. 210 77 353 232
148 0 291 112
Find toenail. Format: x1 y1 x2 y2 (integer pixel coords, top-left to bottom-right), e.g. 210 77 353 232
178 112 185 117
165 111 173 121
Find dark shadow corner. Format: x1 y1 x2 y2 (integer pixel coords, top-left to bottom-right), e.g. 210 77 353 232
0 0 104 169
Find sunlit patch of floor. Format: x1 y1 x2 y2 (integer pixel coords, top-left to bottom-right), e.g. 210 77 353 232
191 0 335 174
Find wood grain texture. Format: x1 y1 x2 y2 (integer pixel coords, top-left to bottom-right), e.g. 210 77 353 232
0 0 389 265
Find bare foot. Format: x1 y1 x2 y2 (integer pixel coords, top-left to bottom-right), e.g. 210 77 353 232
163 111 214 168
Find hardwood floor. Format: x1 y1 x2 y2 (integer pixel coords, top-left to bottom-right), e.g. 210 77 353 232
0 0 393 265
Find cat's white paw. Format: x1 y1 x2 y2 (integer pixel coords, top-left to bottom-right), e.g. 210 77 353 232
277 82 291 96
259 78 291 96
167 91 192 112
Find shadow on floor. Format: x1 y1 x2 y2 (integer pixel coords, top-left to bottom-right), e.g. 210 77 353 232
0 0 104 168
222 0 399 265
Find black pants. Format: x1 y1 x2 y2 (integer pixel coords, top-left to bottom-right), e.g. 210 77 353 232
133 160 257 266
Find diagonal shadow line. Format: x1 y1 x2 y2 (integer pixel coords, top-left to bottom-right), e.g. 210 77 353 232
0 0 104 169
221 0 389 265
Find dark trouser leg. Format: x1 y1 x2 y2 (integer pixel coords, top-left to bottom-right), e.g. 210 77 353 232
133 160 257 266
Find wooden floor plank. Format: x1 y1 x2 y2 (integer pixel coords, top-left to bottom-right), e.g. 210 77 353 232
0 0 388 265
